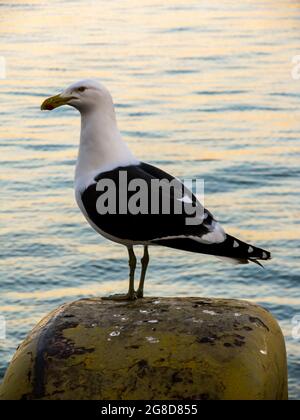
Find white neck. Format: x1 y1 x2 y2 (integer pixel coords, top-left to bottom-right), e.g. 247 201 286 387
75 105 139 191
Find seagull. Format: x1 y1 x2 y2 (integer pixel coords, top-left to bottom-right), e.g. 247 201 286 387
41 79 271 301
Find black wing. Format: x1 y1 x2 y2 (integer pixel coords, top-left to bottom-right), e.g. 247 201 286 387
81 162 220 242
81 162 271 263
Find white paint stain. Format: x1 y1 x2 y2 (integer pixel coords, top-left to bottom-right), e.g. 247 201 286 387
140 310 149 314
203 310 217 316
109 331 120 337
146 336 159 344
192 318 204 324
148 320 158 324
234 313 242 317
260 350 267 355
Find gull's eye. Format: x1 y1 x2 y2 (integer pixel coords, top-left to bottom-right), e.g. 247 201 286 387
77 87 86 93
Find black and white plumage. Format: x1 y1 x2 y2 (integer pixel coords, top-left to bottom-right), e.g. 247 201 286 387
41 79 271 300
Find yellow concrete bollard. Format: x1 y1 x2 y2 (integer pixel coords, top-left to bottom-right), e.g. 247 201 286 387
0 297 288 400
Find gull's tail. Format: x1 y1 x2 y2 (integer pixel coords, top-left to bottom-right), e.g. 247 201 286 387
215 234 272 266
153 234 271 266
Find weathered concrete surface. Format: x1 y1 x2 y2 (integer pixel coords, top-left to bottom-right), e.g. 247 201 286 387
0 297 288 400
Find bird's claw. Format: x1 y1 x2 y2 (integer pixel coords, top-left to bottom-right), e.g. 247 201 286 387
102 292 137 301
136 289 144 299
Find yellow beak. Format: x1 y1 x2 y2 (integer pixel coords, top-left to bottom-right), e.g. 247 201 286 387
41 94 74 111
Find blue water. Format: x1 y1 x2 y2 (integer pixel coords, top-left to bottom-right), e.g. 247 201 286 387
0 0 299 399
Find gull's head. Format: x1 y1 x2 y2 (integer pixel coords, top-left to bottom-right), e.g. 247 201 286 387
41 79 113 113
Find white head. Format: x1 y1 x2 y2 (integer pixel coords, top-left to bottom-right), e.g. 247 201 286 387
41 79 114 114
41 79 139 185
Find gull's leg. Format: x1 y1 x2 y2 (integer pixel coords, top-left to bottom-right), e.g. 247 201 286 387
127 246 137 299
136 245 149 299
103 246 137 301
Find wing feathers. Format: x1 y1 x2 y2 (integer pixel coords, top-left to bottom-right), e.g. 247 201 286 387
80 162 271 266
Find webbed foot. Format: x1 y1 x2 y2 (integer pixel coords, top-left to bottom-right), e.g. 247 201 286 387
102 292 137 301
136 289 144 299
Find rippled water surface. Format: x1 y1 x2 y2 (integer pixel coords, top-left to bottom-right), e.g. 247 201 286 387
0 0 300 399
